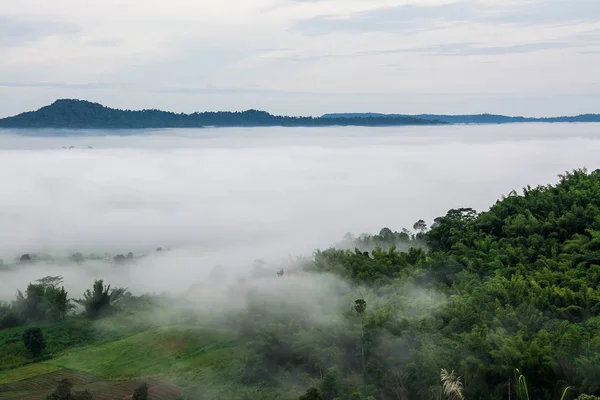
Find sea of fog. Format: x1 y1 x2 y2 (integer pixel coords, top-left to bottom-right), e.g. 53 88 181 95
0 122 598 299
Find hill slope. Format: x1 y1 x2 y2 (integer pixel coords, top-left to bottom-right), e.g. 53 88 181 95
322 112 600 124
0 99 445 129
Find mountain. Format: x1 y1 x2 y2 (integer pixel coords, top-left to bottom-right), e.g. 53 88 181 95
0 99 446 129
321 112 600 124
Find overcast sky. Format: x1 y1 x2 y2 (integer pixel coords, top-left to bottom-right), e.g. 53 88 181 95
1 0 599 117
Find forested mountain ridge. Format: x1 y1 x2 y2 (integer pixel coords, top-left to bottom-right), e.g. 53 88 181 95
322 112 600 124
3 169 600 399
0 99 446 129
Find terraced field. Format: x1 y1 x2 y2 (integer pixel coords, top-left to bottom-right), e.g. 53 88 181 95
0 369 181 400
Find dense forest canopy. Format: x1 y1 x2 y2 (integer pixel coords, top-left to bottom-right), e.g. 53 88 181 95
2 168 600 400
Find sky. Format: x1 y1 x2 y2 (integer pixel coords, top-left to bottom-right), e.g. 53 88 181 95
0 0 599 117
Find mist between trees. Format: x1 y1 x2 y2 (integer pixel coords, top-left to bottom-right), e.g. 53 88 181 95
2 169 600 400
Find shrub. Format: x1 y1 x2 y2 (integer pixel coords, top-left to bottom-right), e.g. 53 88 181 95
22 327 46 357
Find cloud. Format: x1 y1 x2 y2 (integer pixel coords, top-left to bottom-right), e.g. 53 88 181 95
85 39 120 47
154 87 293 95
268 39 592 62
486 0 600 26
292 2 470 35
292 0 600 35
0 15 79 46
358 41 587 57
0 82 119 89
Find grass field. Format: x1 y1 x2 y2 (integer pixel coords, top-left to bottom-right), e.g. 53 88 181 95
48 326 244 383
0 364 60 386
0 322 301 399
0 316 142 370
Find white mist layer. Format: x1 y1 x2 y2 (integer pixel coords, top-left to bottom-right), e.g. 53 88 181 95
0 123 599 299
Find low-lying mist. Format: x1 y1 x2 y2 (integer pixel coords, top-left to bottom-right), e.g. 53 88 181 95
0 123 599 301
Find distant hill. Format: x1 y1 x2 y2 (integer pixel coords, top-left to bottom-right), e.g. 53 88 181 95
322 112 600 124
0 99 446 129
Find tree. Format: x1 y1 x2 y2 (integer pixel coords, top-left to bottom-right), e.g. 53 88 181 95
427 208 478 252
14 276 74 323
354 299 367 378
413 219 428 233
348 393 365 400
69 253 84 263
132 383 149 400
74 280 126 318
299 387 323 400
354 299 367 314
322 368 340 400
0 302 19 329
39 276 73 321
22 327 46 357
379 227 393 239
46 378 93 400
15 283 47 322
46 285 73 321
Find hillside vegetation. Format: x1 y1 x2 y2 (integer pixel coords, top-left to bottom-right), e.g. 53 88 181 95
0 99 445 129
2 168 600 400
322 113 600 124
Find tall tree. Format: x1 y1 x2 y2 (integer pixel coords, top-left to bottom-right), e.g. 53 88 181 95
74 280 126 318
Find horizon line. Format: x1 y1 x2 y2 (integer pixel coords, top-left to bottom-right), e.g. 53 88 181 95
1 98 599 121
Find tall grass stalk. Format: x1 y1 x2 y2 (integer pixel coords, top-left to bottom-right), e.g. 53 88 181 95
440 368 464 400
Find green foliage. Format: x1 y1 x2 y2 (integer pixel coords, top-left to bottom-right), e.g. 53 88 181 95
22 327 46 357
322 368 340 400
10 276 74 325
74 280 126 318
0 316 139 369
299 387 323 400
0 302 20 329
515 369 531 400
347 393 364 400
242 168 600 400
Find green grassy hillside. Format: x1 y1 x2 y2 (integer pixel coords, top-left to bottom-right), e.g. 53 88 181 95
48 326 241 380
0 324 299 399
